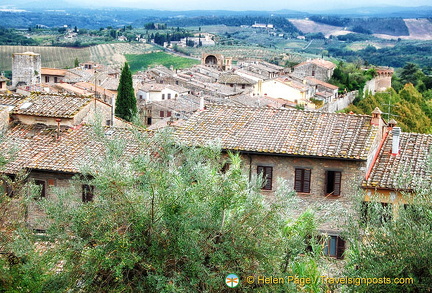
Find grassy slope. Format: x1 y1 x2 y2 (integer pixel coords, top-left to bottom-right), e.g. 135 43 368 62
125 52 199 73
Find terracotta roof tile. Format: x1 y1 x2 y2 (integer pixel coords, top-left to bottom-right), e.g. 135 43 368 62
0 94 27 107
176 105 377 160
218 74 255 85
363 132 432 190
11 94 92 118
294 59 336 70
1 124 147 174
41 68 67 76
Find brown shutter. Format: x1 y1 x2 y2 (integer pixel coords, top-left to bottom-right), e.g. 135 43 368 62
333 171 341 196
264 167 273 190
258 166 272 190
336 237 345 259
303 169 311 193
294 169 303 192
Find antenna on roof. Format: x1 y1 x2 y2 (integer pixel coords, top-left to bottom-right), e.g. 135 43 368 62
382 91 399 121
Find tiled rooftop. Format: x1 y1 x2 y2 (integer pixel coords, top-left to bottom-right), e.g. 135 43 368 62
295 59 336 70
218 74 255 85
1 124 145 174
305 76 339 90
363 132 432 190
0 94 27 107
11 94 92 118
41 68 67 76
176 105 378 160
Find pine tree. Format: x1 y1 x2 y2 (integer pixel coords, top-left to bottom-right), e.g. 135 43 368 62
115 62 137 122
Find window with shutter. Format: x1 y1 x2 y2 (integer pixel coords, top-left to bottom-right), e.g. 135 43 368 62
325 171 342 196
294 168 311 193
323 235 345 259
34 180 46 199
82 184 95 202
257 166 273 190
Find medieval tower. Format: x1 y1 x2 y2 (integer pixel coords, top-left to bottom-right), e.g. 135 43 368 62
12 52 41 88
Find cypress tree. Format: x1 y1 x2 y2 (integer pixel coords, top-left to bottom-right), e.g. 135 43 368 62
115 62 137 122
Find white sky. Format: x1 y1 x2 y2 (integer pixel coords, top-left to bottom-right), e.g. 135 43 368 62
70 0 432 11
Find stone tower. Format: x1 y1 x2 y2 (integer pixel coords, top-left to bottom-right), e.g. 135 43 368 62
12 52 41 88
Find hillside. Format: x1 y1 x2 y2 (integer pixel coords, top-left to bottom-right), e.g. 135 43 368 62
0 43 156 71
290 18 432 40
289 19 353 38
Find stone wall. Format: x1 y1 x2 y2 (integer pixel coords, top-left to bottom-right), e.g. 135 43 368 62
12 52 41 88
27 171 76 230
242 153 366 231
319 91 357 113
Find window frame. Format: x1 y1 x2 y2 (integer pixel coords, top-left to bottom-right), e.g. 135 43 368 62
82 184 95 203
257 166 273 190
34 179 46 199
294 168 311 193
323 235 345 259
325 170 342 196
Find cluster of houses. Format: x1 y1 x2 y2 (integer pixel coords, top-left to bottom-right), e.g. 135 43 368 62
1 50 426 260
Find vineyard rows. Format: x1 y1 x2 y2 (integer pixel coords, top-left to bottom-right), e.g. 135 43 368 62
0 43 156 71
0 46 91 71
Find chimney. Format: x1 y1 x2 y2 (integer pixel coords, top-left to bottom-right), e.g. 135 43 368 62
387 118 397 130
199 96 205 111
391 127 401 155
55 118 62 140
371 107 382 126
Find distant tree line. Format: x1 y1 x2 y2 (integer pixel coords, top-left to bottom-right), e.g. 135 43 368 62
0 27 39 46
328 42 432 68
150 31 193 46
167 16 301 34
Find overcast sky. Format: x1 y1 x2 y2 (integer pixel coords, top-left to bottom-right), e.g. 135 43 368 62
69 0 432 11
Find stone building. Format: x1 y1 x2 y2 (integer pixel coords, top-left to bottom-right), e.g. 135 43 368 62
176 105 386 258
201 53 232 71
0 92 140 229
292 58 336 82
364 67 394 94
362 122 432 216
12 52 42 88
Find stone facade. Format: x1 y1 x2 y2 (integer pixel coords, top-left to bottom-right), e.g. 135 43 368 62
364 68 394 94
201 53 232 71
243 153 365 232
292 59 336 82
12 52 42 88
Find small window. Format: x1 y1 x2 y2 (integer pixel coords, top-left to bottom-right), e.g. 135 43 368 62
54 76 58 83
167 111 172 117
325 171 341 196
167 93 171 99
162 94 165 100
34 180 46 198
312 70 315 77
160 111 165 118
242 84 246 89
45 76 49 83
139 95 143 100
323 235 345 259
257 166 273 190
294 168 311 193
82 184 94 202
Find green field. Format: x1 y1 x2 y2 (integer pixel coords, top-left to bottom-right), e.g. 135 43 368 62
125 52 200 72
